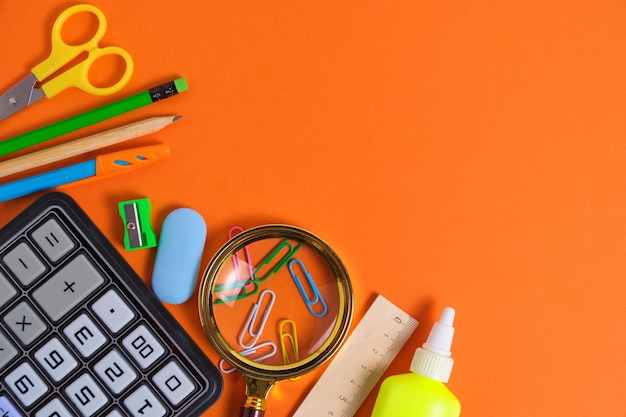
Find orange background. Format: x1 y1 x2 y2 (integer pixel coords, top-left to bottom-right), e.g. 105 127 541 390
1 1 625 416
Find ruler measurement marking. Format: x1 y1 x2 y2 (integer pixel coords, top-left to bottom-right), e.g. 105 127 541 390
293 295 419 417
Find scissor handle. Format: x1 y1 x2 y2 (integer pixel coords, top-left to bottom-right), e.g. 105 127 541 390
31 4 134 97
32 4 107 80
39 46 134 98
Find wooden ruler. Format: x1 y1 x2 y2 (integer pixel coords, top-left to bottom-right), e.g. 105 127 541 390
293 295 419 417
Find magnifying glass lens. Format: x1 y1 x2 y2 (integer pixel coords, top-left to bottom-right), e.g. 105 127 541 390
199 226 353 415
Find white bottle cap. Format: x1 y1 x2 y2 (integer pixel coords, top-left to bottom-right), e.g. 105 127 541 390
410 307 455 383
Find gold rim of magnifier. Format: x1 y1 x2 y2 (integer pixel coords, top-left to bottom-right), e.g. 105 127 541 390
198 224 354 381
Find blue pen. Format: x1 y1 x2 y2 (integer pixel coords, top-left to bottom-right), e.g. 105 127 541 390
0 144 170 202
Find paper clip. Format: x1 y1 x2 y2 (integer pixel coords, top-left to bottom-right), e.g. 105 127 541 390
219 341 278 374
213 281 258 305
213 226 259 304
238 289 276 349
279 319 300 365
279 319 301 381
288 258 328 318
253 239 302 282
213 227 257 303
229 227 254 278
213 272 259 304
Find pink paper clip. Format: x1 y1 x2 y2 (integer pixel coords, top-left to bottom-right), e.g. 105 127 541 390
213 226 258 304
229 226 257 293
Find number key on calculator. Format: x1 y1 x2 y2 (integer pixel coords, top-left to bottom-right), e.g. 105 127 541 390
0 192 222 417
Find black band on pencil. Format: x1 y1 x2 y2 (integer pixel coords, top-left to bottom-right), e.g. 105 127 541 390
149 81 179 102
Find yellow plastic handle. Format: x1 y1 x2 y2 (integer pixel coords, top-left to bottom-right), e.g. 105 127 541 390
32 4 107 80
31 4 134 98
40 46 134 98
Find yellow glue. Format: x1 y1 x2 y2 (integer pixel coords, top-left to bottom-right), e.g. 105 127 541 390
371 307 461 417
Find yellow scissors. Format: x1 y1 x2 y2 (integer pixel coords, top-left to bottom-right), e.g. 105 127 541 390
0 4 134 122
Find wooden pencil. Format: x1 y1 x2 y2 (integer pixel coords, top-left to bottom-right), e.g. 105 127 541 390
0 116 181 180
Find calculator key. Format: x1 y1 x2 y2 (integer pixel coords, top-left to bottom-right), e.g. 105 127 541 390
31 218 75 263
123 385 167 417
93 349 139 395
153 360 197 406
0 329 18 369
3 301 48 346
92 290 135 334
121 324 166 370
34 337 79 383
64 373 109 417
63 313 107 358
4 362 50 407
34 397 76 417
32 255 105 322
0 395 24 417
3 242 46 286
0 271 18 308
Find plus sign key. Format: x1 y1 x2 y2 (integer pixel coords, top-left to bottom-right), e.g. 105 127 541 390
32 254 105 322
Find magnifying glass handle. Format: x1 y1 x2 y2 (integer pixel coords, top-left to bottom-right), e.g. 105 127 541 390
240 378 273 416
240 408 265 417
240 395 266 417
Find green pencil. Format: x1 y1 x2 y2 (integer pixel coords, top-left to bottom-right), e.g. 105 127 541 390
0 78 188 158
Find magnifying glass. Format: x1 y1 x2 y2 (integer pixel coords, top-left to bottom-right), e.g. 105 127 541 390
199 225 354 416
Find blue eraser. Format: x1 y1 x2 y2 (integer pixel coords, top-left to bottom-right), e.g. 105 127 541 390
152 208 207 304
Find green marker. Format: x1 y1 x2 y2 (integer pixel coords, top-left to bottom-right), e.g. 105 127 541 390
0 78 188 158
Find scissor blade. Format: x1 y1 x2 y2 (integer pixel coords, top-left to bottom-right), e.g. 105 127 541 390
0 73 46 122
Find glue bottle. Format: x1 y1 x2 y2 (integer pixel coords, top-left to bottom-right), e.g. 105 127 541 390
370 307 461 417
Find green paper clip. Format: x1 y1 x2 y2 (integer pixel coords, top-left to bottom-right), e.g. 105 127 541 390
118 198 157 250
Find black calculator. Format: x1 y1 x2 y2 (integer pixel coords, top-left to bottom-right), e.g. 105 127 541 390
0 192 222 416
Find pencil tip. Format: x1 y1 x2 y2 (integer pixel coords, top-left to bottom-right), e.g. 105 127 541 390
173 115 183 121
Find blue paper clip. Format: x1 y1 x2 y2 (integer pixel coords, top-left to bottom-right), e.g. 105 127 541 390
253 239 302 282
219 341 277 374
288 258 328 318
238 289 276 349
